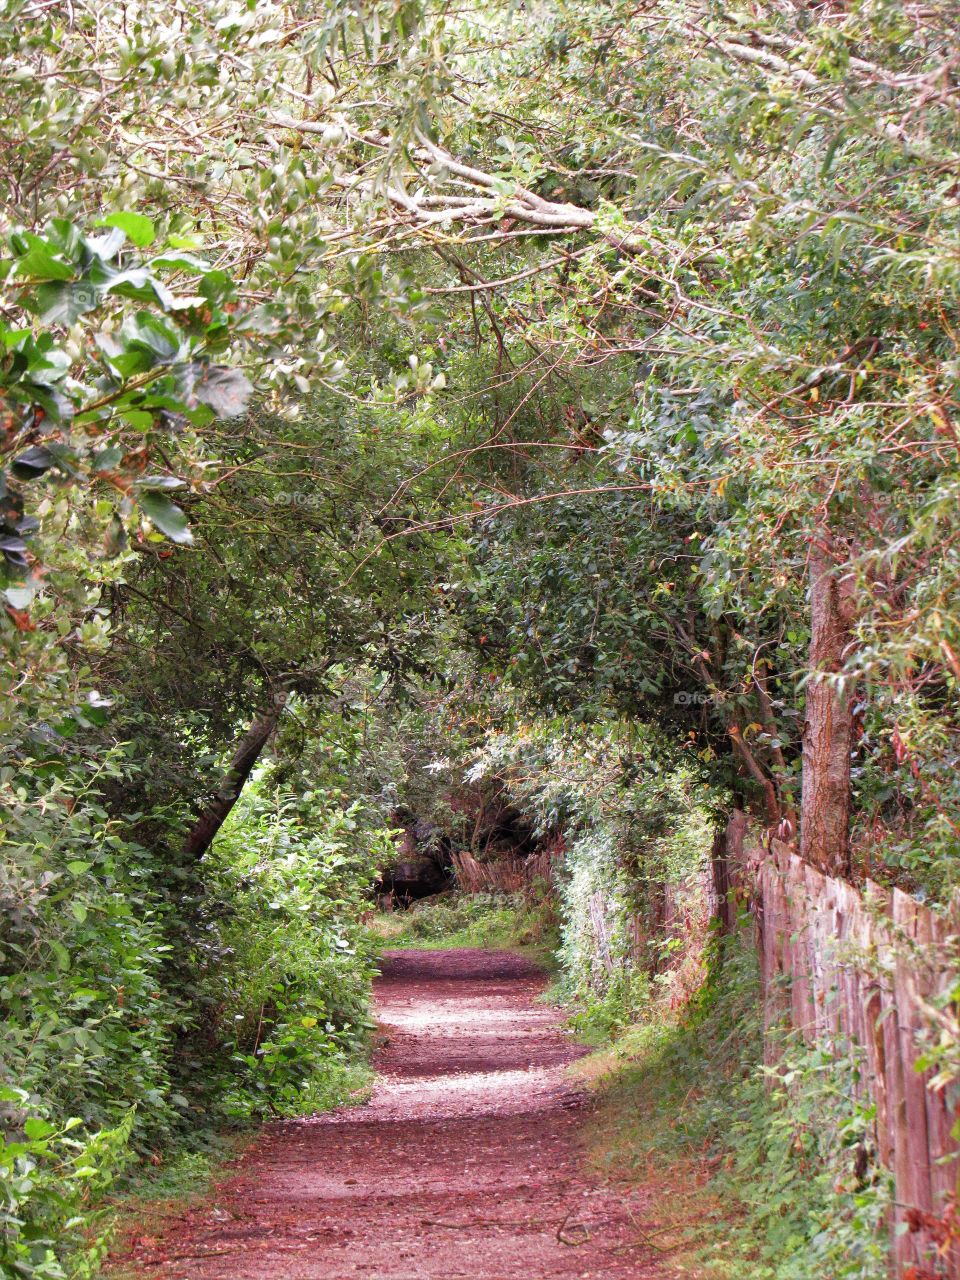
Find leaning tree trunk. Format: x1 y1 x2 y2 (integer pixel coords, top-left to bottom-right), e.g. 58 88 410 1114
727 724 781 829
801 530 857 877
183 691 287 860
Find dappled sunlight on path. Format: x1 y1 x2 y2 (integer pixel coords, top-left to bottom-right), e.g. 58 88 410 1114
113 949 664 1279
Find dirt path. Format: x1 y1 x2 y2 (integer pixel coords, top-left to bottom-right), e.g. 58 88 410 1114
116 949 665 1279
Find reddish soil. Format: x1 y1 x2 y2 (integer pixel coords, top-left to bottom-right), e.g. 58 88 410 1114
115 949 666 1279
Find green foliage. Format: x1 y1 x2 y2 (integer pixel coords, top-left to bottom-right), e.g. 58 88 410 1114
376 891 547 953
0 747 388 1276
1 0 958 1272
201 782 389 1117
713 1041 893 1280
0 212 275 598
0 1098 134 1280
466 714 715 1022
1 748 183 1138
114 1142 229 1209
558 828 652 1037
345 0 960 895
589 937 892 1279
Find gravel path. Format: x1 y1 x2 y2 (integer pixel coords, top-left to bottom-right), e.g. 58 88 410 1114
113 949 664 1279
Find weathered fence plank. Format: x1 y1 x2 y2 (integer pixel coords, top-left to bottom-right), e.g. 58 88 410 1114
738 841 958 1276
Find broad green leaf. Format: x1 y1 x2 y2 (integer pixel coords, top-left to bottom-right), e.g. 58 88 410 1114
12 235 74 281
11 445 57 479
92 447 124 472
99 212 157 248
24 1117 56 1141
138 490 193 544
32 280 101 325
126 311 180 359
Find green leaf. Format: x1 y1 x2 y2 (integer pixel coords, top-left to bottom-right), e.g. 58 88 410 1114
92 447 124 472
99 212 157 248
137 475 185 490
32 280 100 325
11 445 57 479
198 270 236 304
127 312 181 360
138 490 193 544
66 861 92 876
0 325 30 350
24 1117 56 1141
13 235 74 281
119 410 154 431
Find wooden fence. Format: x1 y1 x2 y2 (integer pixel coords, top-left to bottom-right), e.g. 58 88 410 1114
450 845 554 896
721 822 959 1276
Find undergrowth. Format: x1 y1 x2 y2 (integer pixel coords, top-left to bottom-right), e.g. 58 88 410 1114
99 1136 241 1280
0 771 386 1280
372 891 558 965
583 934 892 1279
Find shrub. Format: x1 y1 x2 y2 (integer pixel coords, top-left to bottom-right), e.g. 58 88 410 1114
587 935 892 1280
466 717 716 1022
379 891 530 948
0 760 390 1274
0 1095 134 1280
196 784 393 1117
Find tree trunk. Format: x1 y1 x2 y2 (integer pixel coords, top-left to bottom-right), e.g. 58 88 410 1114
183 691 287 859
800 530 857 876
710 808 749 934
727 724 781 828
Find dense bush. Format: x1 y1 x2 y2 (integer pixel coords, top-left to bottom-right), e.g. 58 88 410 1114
377 891 547 951
464 714 716 1029
2 0 958 1273
0 751 390 1278
1 747 185 1280
0 1103 134 1280
717 1039 893 1280
588 937 892 1279
1 749 182 1140
201 784 390 1117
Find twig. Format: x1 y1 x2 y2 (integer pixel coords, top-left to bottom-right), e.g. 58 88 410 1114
421 1218 539 1229
556 1211 591 1246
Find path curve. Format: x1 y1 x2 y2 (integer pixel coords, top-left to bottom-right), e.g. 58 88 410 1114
118 949 664 1278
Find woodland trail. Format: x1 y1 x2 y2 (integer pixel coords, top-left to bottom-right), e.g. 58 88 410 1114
115 949 666 1279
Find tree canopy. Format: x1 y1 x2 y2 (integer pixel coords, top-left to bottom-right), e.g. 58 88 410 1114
2 0 959 1274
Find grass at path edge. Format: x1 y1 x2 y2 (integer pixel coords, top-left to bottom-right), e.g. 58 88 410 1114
370 891 561 974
